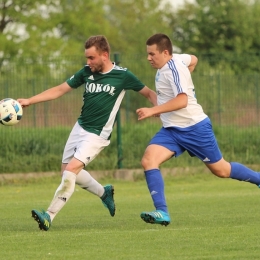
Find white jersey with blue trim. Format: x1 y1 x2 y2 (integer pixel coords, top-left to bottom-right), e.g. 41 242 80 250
155 54 207 128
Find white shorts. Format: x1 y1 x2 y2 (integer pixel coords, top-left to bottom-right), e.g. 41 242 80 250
62 122 110 166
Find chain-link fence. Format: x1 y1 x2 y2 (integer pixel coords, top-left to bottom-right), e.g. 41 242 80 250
1 54 260 173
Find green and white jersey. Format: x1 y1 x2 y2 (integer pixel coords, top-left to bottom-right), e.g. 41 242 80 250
66 64 145 139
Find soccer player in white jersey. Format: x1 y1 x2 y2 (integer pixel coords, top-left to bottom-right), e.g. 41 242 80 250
18 35 157 231
136 33 260 226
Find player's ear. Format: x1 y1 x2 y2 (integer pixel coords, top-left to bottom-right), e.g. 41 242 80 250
163 49 169 56
102 51 109 59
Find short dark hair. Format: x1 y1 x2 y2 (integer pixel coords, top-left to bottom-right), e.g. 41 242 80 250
84 35 110 54
146 33 173 55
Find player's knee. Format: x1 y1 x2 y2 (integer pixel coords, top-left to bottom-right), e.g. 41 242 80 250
61 163 67 176
206 159 231 178
210 169 230 178
141 156 152 169
140 156 147 169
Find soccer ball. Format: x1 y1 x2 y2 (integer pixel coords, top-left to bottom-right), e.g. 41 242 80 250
0 98 23 126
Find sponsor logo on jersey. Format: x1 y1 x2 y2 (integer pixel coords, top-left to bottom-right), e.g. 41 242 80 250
88 75 94 80
70 75 75 80
85 82 116 96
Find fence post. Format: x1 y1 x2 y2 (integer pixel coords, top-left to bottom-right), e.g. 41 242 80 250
255 75 259 120
217 74 221 126
114 53 123 169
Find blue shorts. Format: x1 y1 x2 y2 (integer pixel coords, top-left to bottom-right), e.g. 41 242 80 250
149 117 222 164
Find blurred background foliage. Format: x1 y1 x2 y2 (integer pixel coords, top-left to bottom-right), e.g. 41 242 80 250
1 0 260 173
0 0 260 65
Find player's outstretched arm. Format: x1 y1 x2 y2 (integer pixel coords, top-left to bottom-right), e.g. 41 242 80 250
179 54 198 73
18 82 73 107
188 55 198 73
138 86 157 106
136 93 187 121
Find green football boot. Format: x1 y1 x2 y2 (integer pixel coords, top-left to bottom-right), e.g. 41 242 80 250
101 185 115 217
140 210 171 226
31 209 51 231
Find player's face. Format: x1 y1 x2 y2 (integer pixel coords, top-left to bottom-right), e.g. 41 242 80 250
146 44 168 69
85 46 106 73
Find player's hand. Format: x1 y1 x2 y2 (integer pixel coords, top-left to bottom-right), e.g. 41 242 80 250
136 107 154 120
17 98 30 108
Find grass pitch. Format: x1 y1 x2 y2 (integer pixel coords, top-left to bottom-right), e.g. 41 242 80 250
0 172 260 260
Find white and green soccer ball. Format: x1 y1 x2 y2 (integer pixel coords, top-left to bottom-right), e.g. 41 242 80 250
0 98 23 126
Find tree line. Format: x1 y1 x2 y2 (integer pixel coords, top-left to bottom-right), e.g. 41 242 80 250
0 0 259 73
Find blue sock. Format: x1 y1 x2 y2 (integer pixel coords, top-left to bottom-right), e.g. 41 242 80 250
145 169 168 213
230 162 260 185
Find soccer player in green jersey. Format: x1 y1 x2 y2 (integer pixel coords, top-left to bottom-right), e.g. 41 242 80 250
18 35 157 231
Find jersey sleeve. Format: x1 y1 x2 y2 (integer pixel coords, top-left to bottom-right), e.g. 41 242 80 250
179 54 191 66
66 68 85 89
173 53 192 67
123 70 145 91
